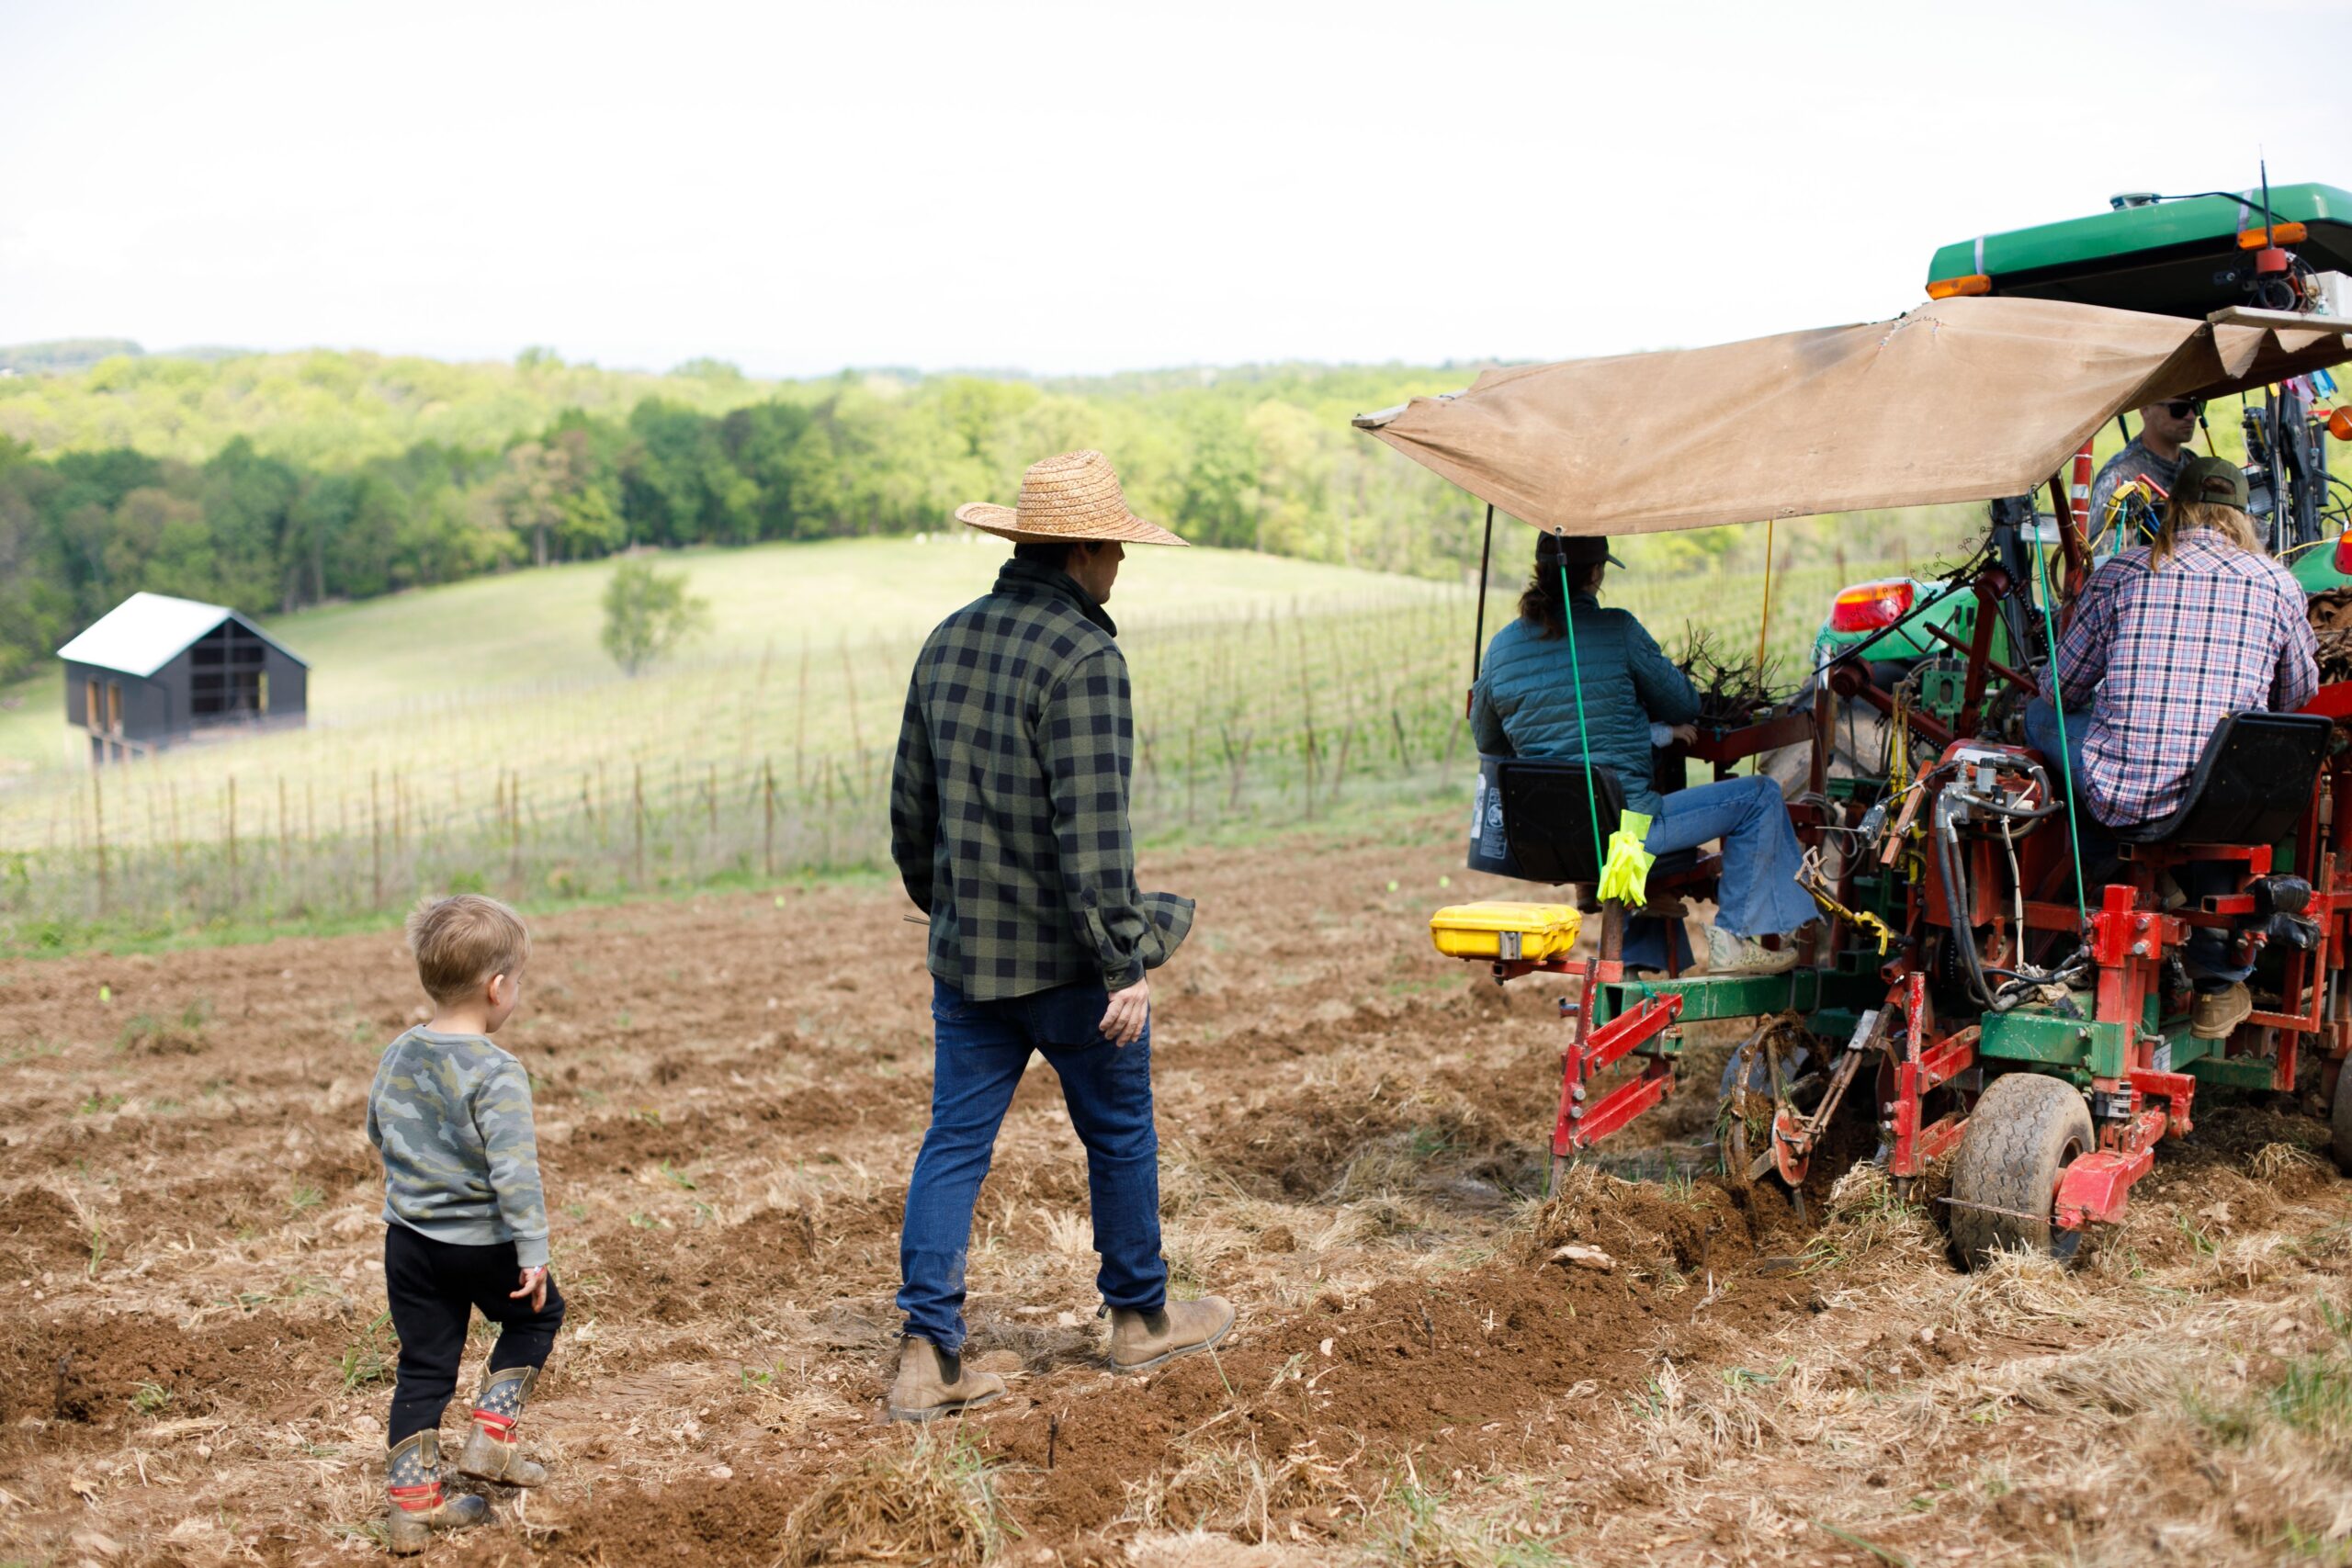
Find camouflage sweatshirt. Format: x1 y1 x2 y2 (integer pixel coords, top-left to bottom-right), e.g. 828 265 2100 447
366 1028 549 1268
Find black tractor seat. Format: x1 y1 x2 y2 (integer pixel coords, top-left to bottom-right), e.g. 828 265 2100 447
2112 711 2332 846
1492 757 1704 887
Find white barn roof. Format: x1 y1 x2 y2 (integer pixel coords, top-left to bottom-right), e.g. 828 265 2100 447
55 592 306 679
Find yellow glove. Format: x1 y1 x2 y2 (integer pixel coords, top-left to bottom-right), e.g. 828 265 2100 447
1596 810 1656 908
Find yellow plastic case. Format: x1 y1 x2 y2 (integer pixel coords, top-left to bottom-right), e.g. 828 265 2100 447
1428 901 1583 963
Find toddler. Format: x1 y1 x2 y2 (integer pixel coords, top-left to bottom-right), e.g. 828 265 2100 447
366 894 564 1554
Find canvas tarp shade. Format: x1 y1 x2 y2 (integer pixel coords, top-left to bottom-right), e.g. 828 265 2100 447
1352 297 2352 537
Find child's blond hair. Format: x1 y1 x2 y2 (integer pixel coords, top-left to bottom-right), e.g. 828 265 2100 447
406 894 531 1003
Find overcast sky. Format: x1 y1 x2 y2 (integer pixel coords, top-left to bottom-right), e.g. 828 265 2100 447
5 0 2347 378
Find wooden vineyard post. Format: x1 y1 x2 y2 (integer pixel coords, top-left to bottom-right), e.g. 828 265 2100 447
795 637 809 793
168 780 182 884
509 773 524 895
632 763 647 888
370 770 383 909
841 638 865 769
706 763 718 841
1185 727 1196 826
91 769 107 917
763 758 777 877
277 777 289 886
226 776 239 910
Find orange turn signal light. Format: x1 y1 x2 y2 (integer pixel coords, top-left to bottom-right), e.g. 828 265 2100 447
1927 274 1993 300
2330 407 2352 442
2238 221 2310 249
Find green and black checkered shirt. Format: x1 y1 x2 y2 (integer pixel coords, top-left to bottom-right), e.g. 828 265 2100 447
890 558 1193 1001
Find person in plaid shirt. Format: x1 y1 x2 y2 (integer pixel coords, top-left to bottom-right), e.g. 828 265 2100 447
2027 453 2318 1038
885 450 1232 1423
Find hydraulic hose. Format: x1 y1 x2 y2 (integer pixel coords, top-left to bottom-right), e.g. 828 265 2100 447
1930 792 2000 1011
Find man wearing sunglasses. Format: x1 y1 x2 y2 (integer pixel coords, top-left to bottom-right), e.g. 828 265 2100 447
2087 398 2201 558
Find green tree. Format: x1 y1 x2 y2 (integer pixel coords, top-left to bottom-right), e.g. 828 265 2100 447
599 558 710 677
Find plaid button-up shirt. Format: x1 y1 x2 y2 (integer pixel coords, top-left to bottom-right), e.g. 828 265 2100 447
2049 527 2319 827
891 558 1193 1000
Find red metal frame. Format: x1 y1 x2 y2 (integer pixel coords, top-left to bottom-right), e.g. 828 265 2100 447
1551 959 1684 1156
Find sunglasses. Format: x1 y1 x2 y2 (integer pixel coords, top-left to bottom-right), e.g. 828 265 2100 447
2157 399 2206 418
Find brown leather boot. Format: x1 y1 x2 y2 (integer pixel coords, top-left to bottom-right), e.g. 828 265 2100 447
457 1366 548 1487
1107 1297 1236 1374
387 1430 488 1555
887 1337 1004 1423
2192 982 2253 1041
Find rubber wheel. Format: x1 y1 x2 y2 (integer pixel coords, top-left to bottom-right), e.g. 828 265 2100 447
1949 1072 2094 1269
2332 1068 2352 1177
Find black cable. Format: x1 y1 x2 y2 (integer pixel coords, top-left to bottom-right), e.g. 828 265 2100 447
1807 543 1995 684
2132 188 2293 225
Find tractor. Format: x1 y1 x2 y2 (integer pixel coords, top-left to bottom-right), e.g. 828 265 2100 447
1359 183 2352 1265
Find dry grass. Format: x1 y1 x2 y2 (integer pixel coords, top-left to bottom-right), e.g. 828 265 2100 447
777 1429 1011 1567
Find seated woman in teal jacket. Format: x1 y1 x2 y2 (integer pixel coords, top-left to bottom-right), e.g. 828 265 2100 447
1469 532 1818 975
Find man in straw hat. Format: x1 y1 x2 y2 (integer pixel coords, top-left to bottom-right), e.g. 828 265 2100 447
885 450 1234 1421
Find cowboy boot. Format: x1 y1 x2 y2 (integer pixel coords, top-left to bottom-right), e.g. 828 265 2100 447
386 1430 488 1555
1107 1297 1236 1374
887 1337 1004 1423
457 1365 548 1486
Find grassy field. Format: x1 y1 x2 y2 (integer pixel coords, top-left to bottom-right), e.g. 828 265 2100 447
0 536 1453 773
0 534 1876 950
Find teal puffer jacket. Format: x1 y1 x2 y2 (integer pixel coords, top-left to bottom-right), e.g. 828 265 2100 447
1468 597 1699 817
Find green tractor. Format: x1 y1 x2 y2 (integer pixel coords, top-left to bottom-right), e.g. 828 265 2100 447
1812 179 2352 696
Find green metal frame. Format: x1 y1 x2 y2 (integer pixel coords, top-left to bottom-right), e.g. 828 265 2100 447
1590 966 1882 1032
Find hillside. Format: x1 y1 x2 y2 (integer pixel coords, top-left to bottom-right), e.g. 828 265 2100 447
0 535 1445 772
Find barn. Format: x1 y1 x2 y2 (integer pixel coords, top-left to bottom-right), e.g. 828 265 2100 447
56 592 309 763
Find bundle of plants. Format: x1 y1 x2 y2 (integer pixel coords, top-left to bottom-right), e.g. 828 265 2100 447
2309 589 2352 685
1674 626 1792 728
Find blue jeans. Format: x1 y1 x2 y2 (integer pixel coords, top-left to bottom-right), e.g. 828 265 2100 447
898 977 1165 1354
2023 697 2247 986
1639 775 1817 940
2023 696 2094 807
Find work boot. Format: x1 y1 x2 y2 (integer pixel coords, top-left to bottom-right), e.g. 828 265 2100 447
887 1337 1004 1423
2192 981 2254 1041
457 1365 548 1487
1107 1297 1236 1374
1706 926 1801 977
386 1430 488 1555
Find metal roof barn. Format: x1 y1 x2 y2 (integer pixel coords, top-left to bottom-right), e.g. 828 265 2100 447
56 592 308 762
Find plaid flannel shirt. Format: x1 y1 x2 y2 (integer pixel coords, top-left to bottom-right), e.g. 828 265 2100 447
891 558 1193 1000
2048 527 2319 827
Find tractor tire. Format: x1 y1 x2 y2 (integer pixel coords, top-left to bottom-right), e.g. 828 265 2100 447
2333 1068 2352 1178
1949 1072 2094 1269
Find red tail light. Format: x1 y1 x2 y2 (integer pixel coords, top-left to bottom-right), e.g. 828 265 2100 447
2334 530 2352 576
1830 580 1916 634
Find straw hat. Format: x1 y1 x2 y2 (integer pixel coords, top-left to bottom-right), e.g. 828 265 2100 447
955 450 1189 547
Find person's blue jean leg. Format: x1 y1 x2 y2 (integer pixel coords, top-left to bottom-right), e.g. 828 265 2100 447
2023 696 2095 804
1642 775 1817 939
898 980 1032 1354
1030 993 1166 1316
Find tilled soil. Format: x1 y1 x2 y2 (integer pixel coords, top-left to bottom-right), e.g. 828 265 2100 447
3 811 2350 1566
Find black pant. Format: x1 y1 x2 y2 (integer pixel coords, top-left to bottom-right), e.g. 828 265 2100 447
384 1224 566 1445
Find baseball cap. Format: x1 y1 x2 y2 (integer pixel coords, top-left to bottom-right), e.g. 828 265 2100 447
1536 533 1629 570
2177 454 2249 509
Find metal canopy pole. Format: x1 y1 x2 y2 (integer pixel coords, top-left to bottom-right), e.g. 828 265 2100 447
1466 502 1496 716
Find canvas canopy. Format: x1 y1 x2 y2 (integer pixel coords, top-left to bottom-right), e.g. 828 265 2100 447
1353 297 2352 537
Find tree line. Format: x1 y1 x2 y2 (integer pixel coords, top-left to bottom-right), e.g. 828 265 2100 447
0 346 1999 689
0 367 1508 684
